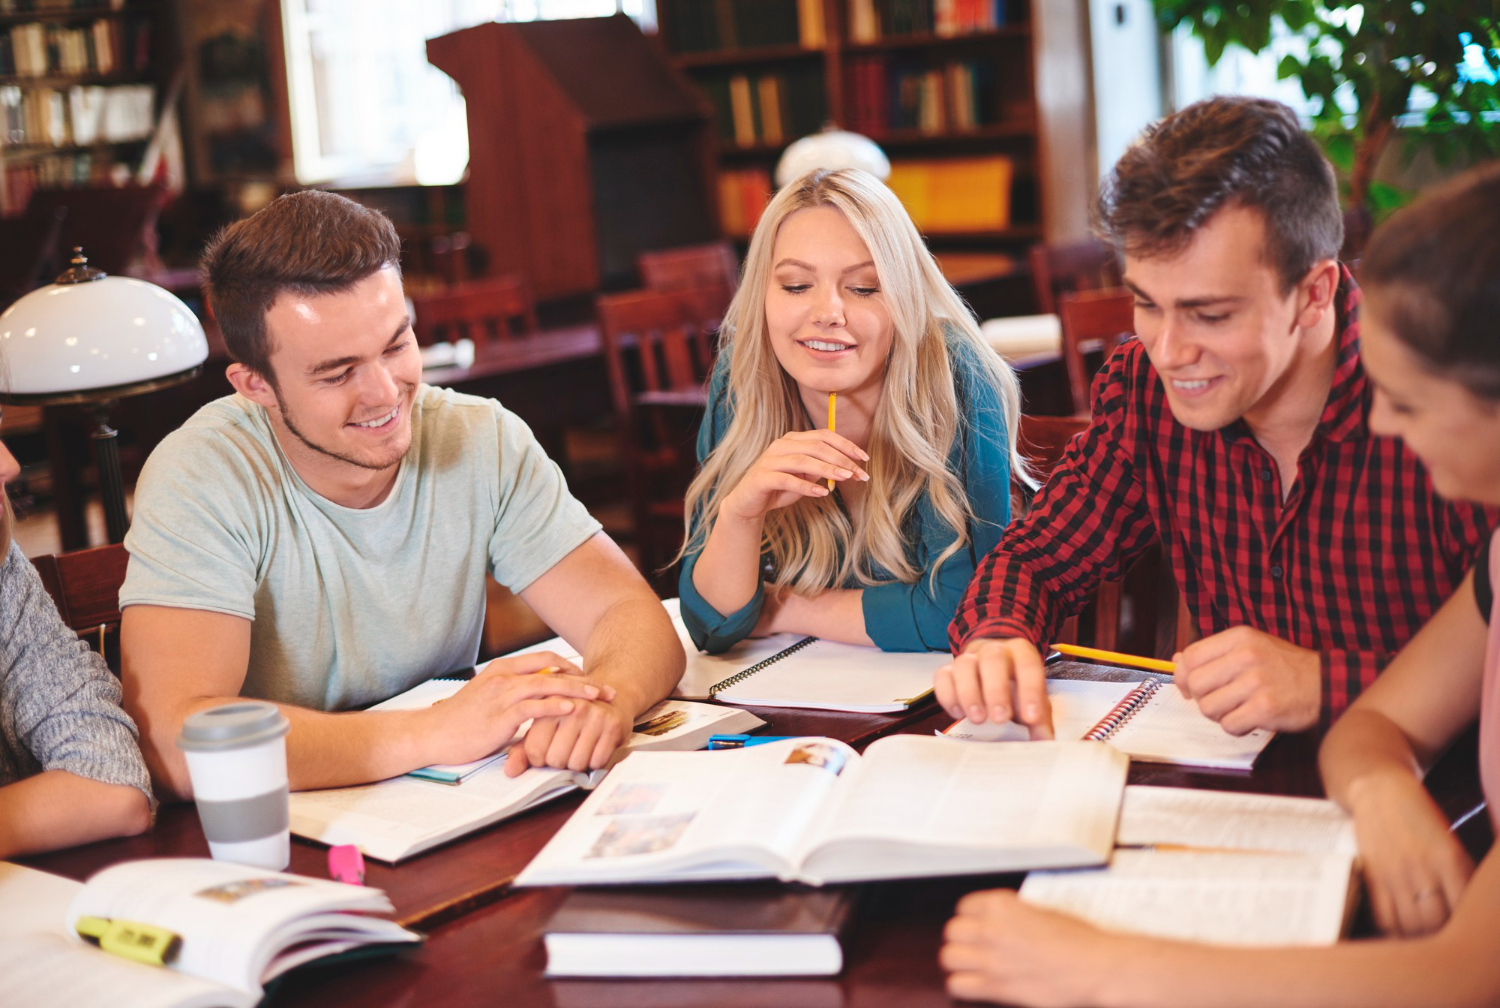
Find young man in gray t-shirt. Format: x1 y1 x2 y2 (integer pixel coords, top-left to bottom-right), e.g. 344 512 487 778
121 190 684 800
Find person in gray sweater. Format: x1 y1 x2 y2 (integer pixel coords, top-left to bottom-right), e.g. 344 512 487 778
0 424 152 856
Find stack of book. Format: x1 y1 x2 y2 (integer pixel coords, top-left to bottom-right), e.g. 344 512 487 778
717 164 772 237
846 55 998 136
0 16 151 78
885 154 1013 233
700 64 827 148
847 0 1009 43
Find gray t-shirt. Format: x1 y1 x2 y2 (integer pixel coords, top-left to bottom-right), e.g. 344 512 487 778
0 541 152 801
121 385 601 711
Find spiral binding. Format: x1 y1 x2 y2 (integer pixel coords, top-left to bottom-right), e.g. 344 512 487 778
709 636 818 695
1082 679 1161 740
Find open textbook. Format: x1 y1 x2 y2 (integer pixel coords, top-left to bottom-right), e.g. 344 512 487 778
1020 785 1360 946
945 678 1274 770
515 735 1129 888
291 696 765 863
515 599 945 713
0 859 418 1008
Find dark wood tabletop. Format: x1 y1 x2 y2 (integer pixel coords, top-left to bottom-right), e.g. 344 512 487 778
19 665 1488 1007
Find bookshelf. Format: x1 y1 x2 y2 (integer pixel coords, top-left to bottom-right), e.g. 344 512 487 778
653 0 1091 256
0 0 173 218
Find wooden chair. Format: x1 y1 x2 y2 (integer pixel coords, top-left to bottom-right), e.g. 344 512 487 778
595 286 723 591
637 241 739 297
1027 238 1121 315
31 543 129 666
410 274 539 354
1057 287 1135 415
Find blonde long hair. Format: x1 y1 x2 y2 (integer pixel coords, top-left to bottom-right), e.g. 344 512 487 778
681 168 1031 594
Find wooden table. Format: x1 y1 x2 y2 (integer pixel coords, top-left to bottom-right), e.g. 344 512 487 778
20 668 1488 1007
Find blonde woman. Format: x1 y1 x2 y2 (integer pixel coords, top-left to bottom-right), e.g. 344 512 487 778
678 168 1028 653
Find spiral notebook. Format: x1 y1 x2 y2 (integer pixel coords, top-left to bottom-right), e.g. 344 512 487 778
674 633 943 713
943 678 1274 770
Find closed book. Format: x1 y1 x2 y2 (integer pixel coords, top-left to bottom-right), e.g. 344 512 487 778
544 884 855 977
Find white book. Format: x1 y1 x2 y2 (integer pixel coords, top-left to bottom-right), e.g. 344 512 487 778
1021 785 1359 946
290 685 765 862
945 678 1274 770
0 860 418 1008
515 600 943 714
515 736 1128 887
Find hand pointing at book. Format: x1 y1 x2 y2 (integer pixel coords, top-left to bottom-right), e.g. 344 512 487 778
934 638 1055 740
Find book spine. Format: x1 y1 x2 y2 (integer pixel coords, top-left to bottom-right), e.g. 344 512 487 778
1083 680 1162 741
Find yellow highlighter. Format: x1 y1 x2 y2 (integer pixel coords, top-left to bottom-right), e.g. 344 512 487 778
76 915 182 967
827 391 837 491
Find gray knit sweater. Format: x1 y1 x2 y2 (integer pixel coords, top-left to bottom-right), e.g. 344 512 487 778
0 541 152 801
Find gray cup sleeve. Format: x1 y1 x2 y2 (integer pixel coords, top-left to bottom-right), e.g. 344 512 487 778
194 786 290 844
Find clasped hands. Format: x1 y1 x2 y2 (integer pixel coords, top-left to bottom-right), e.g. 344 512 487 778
415 651 631 778
935 625 1324 738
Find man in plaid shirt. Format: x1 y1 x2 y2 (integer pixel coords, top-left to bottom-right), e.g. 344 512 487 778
940 96 1492 738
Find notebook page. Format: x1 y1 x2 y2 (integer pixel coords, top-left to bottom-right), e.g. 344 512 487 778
1117 786 1357 855
1109 687 1274 769
944 680 1137 741
714 639 947 712
674 633 810 700
1020 848 1354 946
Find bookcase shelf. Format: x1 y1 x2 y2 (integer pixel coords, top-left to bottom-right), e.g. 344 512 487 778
842 25 1030 54
674 44 824 69
0 6 146 27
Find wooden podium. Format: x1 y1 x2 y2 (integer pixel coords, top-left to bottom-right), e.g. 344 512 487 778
428 15 720 299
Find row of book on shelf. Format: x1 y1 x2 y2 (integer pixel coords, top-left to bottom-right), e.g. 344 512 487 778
0 0 128 12
1 82 154 147
717 154 1013 237
1 16 151 79
701 65 826 148
2 146 136 211
663 0 825 53
848 0 1010 43
845 54 999 136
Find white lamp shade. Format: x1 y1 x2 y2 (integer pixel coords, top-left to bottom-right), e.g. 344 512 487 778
775 129 891 188
0 276 209 396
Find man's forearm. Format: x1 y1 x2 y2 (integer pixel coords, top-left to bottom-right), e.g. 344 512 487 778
154 695 433 799
580 594 684 715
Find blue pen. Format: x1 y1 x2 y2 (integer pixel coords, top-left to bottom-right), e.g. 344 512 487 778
707 734 800 750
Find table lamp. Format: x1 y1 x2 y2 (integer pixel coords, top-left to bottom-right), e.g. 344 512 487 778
0 247 209 543
775 124 890 187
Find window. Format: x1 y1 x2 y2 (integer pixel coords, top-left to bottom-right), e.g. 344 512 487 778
281 0 655 186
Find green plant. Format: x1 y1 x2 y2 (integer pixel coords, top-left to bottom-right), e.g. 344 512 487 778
1153 2 1500 222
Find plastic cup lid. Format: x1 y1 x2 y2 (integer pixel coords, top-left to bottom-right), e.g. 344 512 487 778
177 700 290 752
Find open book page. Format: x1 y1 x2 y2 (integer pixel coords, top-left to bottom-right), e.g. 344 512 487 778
714 639 944 712
1021 848 1356 946
0 862 239 1008
944 680 1136 742
797 737 1128 884
1109 687 1274 769
1117 786 1358 855
515 738 858 886
290 758 593 863
64 860 411 994
0 932 245 1008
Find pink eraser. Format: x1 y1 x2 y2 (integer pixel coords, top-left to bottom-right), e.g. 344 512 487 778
329 844 366 885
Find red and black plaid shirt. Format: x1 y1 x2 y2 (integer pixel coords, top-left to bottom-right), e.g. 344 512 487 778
950 269 1494 719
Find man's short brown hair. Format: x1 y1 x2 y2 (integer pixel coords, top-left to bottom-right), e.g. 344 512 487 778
1096 96 1343 292
201 189 402 382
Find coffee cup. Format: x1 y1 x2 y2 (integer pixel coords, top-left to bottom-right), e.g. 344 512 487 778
177 701 292 870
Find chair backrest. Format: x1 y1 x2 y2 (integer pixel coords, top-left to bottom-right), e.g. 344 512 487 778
31 543 129 659
637 241 739 297
1017 414 1090 479
1028 239 1122 315
22 183 172 276
410 274 539 353
595 286 723 421
1057 287 1135 415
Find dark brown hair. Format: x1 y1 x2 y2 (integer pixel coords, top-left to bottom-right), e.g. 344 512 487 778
1361 162 1500 400
200 189 402 382
1097 96 1343 292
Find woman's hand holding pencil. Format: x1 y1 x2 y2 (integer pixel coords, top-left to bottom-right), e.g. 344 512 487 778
720 428 870 522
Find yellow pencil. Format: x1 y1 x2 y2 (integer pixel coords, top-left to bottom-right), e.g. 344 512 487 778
536 665 562 675
1049 643 1176 675
827 392 837 491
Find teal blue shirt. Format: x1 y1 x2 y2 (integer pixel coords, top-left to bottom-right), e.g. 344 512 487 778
679 340 1013 653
